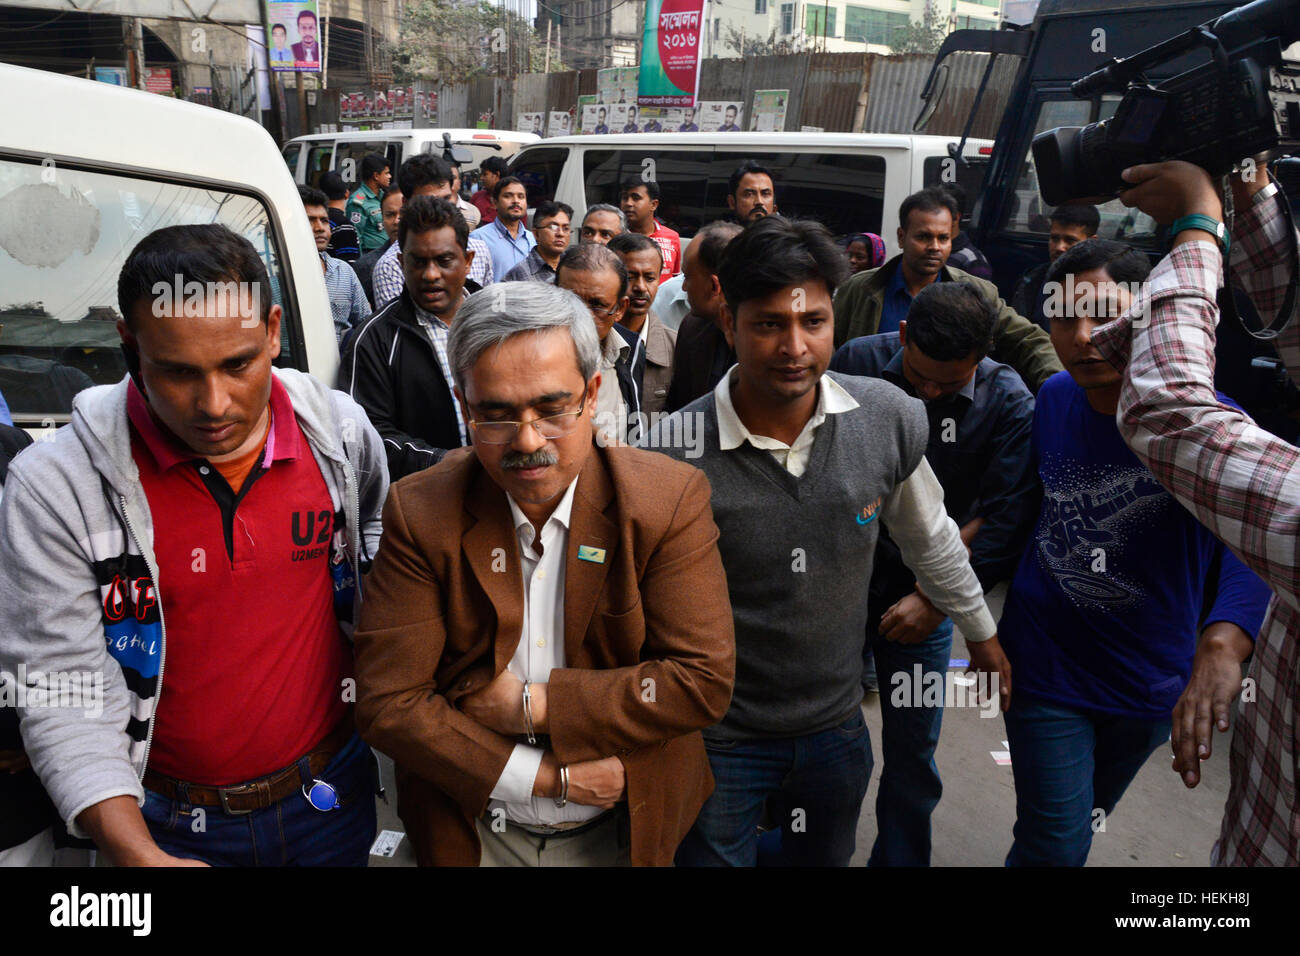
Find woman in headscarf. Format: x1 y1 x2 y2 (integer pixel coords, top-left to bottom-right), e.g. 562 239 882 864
846 232 887 274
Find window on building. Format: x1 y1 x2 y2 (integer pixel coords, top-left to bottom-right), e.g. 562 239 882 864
755 0 768 12
780 2 795 35
956 15 997 29
805 6 837 37
844 7 912 45
714 17 720 40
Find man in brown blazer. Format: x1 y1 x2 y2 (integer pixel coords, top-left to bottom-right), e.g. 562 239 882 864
353 281 735 866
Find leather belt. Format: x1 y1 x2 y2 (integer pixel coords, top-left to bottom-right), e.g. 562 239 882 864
143 713 354 815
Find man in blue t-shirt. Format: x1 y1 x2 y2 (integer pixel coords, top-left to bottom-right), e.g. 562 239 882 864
998 238 1270 866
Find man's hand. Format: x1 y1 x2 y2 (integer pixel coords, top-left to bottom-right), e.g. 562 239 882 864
1171 622 1253 789
77 795 210 866
880 591 947 645
460 670 543 736
1119 161 1223 226
967 634 1012 712
566 756 626 809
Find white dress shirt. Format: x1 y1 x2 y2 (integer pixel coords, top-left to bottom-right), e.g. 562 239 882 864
486 478 604 825
593 330 634 447
712 366 996 641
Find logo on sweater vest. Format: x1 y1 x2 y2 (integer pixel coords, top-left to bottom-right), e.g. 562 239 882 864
855 497 882 525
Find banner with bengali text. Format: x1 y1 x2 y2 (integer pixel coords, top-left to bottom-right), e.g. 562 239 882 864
637 0 706 107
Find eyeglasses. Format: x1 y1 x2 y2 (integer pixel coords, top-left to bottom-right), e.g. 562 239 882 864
583 299 621 319
537 223 571 235
468 394 588 444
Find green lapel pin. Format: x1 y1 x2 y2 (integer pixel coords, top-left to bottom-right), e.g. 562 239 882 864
577 545 606 564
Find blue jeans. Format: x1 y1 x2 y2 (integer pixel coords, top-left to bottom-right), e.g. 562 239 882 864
869 618 953 866
141 732 377 866
1003 694 1171 867
675 710 873 867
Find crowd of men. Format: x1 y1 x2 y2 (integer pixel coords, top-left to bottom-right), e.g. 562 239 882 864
0 147 1296 870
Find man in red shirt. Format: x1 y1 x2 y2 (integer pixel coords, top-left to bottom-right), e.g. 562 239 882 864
471 157 509 226
0 224 388 866
619 178 680 281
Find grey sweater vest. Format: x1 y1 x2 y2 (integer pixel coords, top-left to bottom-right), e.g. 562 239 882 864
653 372 927 740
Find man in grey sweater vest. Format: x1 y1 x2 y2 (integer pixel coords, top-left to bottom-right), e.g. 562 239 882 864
645 216 1012 867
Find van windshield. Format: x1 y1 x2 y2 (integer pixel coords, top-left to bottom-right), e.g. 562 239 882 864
0 157 288 423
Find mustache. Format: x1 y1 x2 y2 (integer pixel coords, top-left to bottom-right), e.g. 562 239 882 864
501 448 558 470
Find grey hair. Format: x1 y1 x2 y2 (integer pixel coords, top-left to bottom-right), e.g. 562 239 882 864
582 203 627 233
447 281 601 396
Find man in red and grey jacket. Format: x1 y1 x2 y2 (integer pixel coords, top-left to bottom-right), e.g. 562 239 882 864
0 224 388 866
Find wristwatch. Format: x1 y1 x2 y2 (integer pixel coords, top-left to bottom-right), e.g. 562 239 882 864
1169 213 1229 257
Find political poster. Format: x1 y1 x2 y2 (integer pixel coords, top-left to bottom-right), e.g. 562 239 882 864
638 0 706 107
264 0 320 73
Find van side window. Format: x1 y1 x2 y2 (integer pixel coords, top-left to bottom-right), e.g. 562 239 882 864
510 147 569 209
282 143 302 181
582 149 712 235
306 144 333 188
0 156 298 424
923 155 988 226
707 152 886 237
334 141 389 190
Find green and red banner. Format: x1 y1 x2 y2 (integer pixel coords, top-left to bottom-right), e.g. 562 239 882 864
638 0 706 107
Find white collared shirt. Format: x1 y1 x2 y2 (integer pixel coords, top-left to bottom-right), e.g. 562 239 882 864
486 478 603 826
713 365 859 477
594 330 633 447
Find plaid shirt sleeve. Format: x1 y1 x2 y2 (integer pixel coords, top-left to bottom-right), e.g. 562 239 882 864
372 245 403 309
468 236 494 287
1090 184 1300 608
1091 184 1300 867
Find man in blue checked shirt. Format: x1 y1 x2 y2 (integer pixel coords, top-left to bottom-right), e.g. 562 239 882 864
831 281 1038 866
470 175 536 279
300 186 370 346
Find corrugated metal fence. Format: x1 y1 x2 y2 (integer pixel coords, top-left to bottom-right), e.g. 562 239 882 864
427 51 1017 136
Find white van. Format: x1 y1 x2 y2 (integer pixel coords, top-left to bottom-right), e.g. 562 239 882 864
285 129 541 190
508 132 992 255
0 62 338 429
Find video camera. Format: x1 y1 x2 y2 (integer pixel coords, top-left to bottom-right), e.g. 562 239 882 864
1033 0 1300 206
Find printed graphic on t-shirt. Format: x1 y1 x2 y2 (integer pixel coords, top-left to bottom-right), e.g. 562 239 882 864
1034 456 1169 610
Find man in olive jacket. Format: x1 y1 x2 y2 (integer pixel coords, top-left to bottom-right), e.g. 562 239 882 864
833 187 1062 393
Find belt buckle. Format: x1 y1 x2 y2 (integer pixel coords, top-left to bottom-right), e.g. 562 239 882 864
218 783 257 816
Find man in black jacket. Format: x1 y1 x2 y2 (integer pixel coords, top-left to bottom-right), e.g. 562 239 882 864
339 196 478 480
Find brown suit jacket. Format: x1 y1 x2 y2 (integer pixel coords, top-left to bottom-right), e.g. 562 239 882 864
636 310 677 416
353 440 735 866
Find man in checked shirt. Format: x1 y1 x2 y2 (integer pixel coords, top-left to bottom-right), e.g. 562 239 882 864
1096 158 1300 866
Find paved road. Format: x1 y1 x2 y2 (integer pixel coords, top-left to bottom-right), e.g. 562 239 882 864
369 585 1233 867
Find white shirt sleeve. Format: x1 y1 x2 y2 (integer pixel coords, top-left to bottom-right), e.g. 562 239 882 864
880 457 998 642
488 743 545 805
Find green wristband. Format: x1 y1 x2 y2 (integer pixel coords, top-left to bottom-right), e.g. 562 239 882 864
1170 213 1229 257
